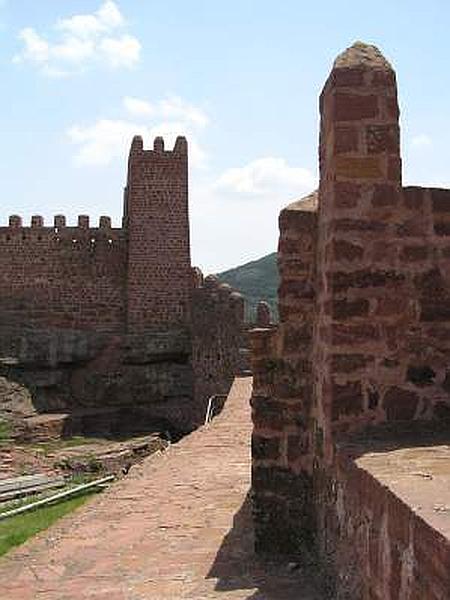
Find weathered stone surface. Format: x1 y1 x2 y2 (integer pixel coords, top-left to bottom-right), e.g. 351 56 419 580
332 298 370 319
366 124 399 154
334 126 359 153
383 387 419 420
335 155 383 179
332 380 364 420
333 239 364 261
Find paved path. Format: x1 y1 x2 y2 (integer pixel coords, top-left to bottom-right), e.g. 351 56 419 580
0 377 325 600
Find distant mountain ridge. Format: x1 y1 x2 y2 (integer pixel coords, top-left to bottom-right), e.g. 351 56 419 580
217 252 279 322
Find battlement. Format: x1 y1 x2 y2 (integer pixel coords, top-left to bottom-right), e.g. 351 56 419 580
0 215 123 247
129 135 188 159
4 215 115 229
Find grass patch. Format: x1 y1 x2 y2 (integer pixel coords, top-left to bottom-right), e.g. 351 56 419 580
0 492 94 557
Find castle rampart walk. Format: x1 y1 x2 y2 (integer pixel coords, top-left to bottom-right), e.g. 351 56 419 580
0 377 325 599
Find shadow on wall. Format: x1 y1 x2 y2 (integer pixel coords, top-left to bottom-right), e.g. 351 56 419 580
206 491 331 599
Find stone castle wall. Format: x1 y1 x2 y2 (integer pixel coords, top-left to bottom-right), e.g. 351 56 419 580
251 43 450 598
0 217 126 333
0 136 245 435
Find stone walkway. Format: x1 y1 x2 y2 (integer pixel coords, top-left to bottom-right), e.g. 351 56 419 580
0 377 325 600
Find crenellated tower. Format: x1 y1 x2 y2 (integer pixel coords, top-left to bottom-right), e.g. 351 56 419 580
124 135 192 333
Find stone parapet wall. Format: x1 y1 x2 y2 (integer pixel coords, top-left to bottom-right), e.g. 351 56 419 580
315 437 450 599
251 193 318 553
191 273 246 425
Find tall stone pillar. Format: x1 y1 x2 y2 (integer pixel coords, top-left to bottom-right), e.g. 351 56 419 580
314 42 401 459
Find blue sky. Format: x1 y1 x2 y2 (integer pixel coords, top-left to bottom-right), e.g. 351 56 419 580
0 1 449 272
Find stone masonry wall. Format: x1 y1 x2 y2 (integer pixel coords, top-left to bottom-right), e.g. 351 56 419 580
314 42 450 452
250 192 318 553
316 440 450 599
191 272 245 425
0 217 126 333
251 42 450 597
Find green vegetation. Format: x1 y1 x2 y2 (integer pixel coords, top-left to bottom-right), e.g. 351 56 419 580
0 493 94 557
217 252 279 322
0 419 11 444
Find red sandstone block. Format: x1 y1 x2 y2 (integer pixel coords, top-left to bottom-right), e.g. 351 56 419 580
252 434 281 461
371 69 397 88
431 188 450 212
331 67 365 88
366 124 400 155
331 353 374 373
414 268 444 295
387 155 402 182
371 183 400 207
334 93 379 121
382 386 419 420
331 380 364 420
333 239 364 262
334 126 359 154
287 433 310 462
403 187 425 209
434 221 450 236
334 218 387 233
252 399 286 432
375 296 409 317
420 299 450 322
332 298 370 319
385 95 400 120
279 209 318 232
332 323 380 346
335 155 383 180
282 323 313 352
279 279 315 301
334 181 362 209
331 269 405 293
396 216 429 237
400 245 429 262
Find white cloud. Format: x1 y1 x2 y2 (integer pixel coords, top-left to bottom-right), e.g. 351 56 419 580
411 134 432 149
17 28 50 64
159 96 209 128
68 119 140 166
14 1 141 76
99 34 140 68
123 95 208 127
68 96 209 168
57 0 124 38
215 157 316 197
123 96 155 117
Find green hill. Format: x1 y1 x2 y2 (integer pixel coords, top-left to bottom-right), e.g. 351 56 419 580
217 252 279 322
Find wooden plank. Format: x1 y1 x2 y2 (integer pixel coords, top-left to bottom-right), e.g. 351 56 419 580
0 474 65 495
